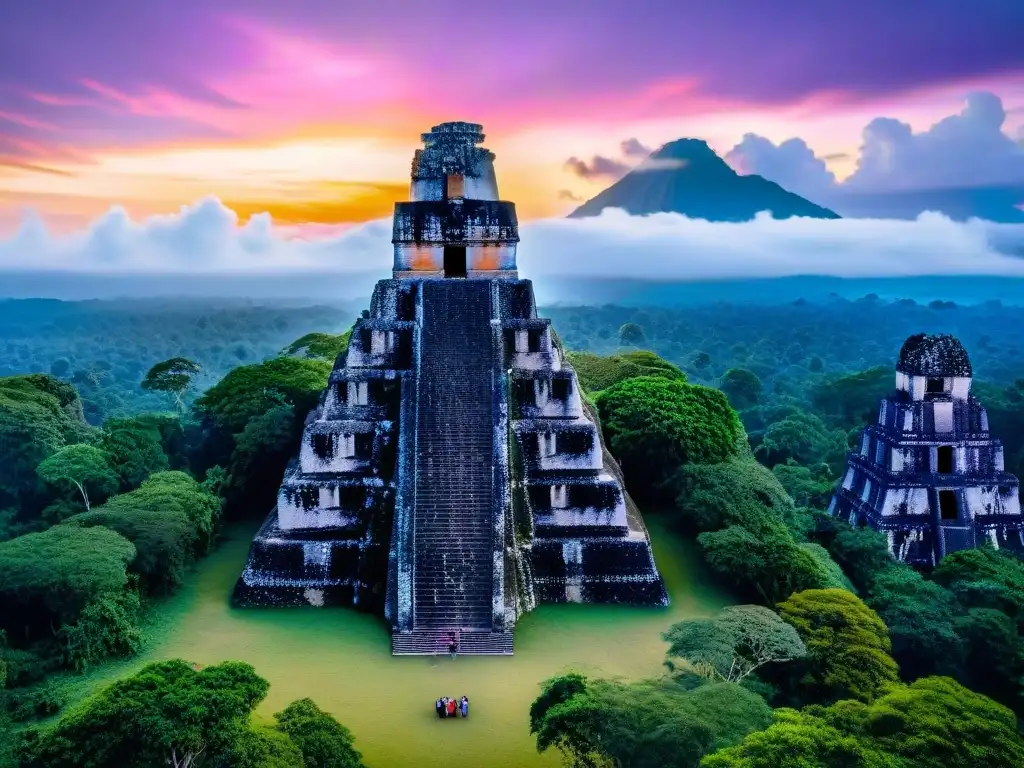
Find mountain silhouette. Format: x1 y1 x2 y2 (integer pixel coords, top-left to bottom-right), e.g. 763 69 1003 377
568 138 840 221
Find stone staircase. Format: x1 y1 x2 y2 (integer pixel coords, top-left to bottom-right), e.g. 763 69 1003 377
411 281 497 632
391 628 513 656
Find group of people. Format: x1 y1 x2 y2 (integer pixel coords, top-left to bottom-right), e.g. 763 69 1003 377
436 695 469 719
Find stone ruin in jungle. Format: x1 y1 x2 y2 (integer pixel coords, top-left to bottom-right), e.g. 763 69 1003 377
233 122 667 655
830 332 1024 566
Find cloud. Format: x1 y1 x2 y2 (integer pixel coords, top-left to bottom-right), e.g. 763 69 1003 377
0 161 75 177
3 197 1024 281
620 138 652 158
726 92 1024 209
558 189 584 202
564 137 687 182
563 155 630 181
726 136 837 198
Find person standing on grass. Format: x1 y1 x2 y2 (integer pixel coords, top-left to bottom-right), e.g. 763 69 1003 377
436 697 444 718
447 697 457 717
461 696 469 718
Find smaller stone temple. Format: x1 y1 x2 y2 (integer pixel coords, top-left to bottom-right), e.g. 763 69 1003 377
829 333 1024 566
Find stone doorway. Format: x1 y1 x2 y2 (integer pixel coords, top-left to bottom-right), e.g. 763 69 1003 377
937 446 954 473
444 246 467 278
938 489 958 520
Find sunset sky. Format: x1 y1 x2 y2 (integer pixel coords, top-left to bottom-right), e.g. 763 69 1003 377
1 0 1023 232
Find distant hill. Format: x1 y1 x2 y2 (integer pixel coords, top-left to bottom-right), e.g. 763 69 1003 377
568 138 840 221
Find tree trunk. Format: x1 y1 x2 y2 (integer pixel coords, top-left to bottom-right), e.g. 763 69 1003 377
168 745 204 768
73 480 91 511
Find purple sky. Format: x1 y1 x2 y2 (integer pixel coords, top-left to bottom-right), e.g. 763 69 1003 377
1 0 1023 227
3 0 1022 140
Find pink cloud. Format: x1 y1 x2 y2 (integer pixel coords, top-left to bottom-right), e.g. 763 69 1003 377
0 136 89 162
29 92 103 108
0 110 59 131
79 79 225 121
47 22 421 141
205 20 414 121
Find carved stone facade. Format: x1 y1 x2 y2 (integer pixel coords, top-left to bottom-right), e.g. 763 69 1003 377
234 123 666 655
392 122 519 280
829 333 1024 566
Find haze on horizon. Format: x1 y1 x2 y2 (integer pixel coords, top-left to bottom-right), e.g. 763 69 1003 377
1 0 1024 238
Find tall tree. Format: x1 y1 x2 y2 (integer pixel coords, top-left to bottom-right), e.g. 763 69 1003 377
36 444 118 510
664 605 806 683
597 376 742 503
17 660 271 768
718 368 763 410
530 673 772 768
141 357 201 413
777 589 900 704
282 331 352 362
274 698 366 768
0 525 137 665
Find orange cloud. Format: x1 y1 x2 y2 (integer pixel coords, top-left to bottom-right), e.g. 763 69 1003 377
0 161 75 177
224 182 407 224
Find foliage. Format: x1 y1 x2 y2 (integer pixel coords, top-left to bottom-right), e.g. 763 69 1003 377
221 405 298 519
825 522 895 594
698 524 846 606
854 676 1024 767
718 368 762 410
58 589 141 671
530 672 772 768
140 357 202 412
932 546 1024 623
567 350 685 393
705 675 1024 766
951 608 1024 708
0 525 135 630
64 504 195 595
36 445 118 511
212 726 304 768
0 630 6 689
282 331 351 362
0 300 354 424
16 659 271 768
799 543 854 592
700 706 901 768
755 411 848 472
770 461 834 508
7 679 68 722
866 566 963 681
664 605 806 683
195 356 331 434
675 458 798 537
62 472 220 597
98 417 170 491
777 589 900 703
0 375 87 515
597 377 742 502
99 471 221 555
810 366 893 431
274 697 366 768
0 525 137 676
